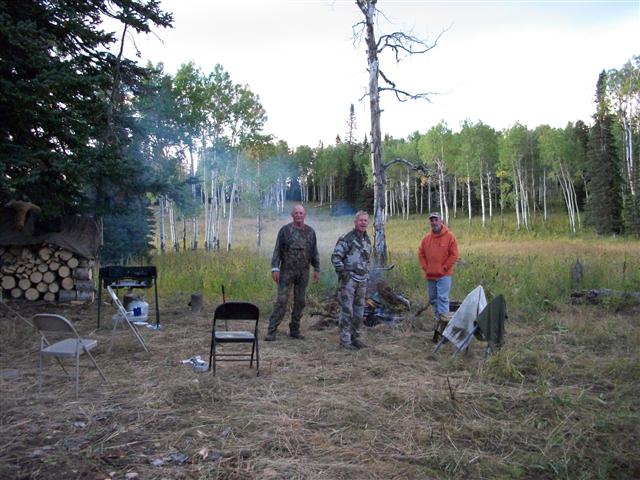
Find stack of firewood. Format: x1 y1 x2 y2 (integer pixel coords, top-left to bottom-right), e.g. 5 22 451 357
0 245 95 302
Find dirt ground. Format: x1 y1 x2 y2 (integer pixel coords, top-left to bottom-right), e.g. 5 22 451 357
1 294 638 479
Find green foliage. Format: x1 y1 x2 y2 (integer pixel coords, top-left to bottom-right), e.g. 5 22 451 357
0 0 172 216
101 201 155 264
152 249 274 306
587 71 624 234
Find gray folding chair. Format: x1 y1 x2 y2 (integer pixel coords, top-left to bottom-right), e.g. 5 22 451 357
32 313 109 396
107 286 149 353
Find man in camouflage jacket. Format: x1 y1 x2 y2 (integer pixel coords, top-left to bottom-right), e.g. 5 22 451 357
265 205 320 341
331 211 372 350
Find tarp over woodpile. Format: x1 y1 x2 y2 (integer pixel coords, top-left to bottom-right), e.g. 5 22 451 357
0 206 101 259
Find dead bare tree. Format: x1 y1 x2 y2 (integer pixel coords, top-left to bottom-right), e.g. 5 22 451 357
355 0 442 266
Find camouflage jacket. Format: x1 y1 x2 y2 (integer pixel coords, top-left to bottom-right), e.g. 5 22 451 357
271 223 320 273
331 229 372 282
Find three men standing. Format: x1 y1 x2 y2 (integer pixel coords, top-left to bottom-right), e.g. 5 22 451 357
418 212 459 341
266 206 456 348
331 211 372 350
265 205 320 341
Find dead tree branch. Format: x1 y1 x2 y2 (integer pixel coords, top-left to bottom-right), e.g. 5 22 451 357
377 31 441 60
383 157 433 176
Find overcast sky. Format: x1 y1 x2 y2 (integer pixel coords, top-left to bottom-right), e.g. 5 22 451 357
127 0 639 148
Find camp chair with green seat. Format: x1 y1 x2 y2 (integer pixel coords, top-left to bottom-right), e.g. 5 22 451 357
32 313 110 396
107 285 149 353
208 302 260 376
454 294 507 358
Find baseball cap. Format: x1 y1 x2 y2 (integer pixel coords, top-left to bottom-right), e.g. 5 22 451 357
428 212 441 220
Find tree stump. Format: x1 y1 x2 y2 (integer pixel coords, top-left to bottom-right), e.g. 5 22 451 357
189 293 203 313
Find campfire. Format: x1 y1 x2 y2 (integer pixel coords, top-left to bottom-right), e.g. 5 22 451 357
309 269 412 330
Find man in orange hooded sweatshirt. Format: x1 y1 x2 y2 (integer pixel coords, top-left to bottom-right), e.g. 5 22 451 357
418 212 459 341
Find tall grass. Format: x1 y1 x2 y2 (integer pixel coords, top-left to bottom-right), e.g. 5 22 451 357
150 207 640 319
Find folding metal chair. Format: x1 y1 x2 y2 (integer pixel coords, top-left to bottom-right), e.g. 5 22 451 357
208 302 260 376
107 286 149 353
32 313 110 396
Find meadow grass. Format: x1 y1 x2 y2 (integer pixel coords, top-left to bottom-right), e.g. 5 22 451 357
2 205 637 479
153 207 640 320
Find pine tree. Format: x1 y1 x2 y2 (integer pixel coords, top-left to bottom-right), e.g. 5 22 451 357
0 0 172 217
587 71 623 234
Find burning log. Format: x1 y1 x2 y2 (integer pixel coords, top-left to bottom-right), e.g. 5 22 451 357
309 279 412 330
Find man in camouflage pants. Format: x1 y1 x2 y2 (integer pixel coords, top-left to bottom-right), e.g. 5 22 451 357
331 211 372 350
265 204 320 341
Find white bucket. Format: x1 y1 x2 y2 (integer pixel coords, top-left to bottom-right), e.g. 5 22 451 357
127 299 149 322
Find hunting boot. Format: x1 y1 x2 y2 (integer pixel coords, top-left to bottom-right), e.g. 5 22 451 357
351 335 367 349
340 341 358 351
264 330 277 341
436 312 452 336
289 330 305 340
431 314 441 343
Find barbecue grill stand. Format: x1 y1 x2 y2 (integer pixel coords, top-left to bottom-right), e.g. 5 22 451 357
97 266 159 329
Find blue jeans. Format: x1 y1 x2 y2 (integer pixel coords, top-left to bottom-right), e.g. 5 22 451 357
427 276 452 316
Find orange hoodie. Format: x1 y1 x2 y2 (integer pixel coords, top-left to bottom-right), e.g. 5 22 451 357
417 225 459 280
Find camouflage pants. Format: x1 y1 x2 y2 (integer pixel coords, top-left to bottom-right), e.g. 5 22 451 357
337 276 367 344
267 268 309 334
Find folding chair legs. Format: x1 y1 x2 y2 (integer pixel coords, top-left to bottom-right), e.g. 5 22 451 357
453 325 479 357
109 314 149 353
209 340 260 377
84 348 110 386
75 351 80 397
38 352 42 394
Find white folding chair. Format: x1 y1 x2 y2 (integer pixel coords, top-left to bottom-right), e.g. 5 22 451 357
107 286 149 353
32 313 110 396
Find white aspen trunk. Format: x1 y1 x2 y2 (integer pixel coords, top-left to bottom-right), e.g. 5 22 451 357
188 145 198 250
530 167 536 223
487 173 493 221
384 185 389 220
414 176 418 215
516 165 529 231
216 182 223 250
210 172 219 250
453 175 458 218
399 181 405 219
329 175 333 207
543 168 548 223
438 161 449 224
479 164 486 227
558 167 575 234
623 117 636 198
390 187 395 217
406 175 411 219
226 153 241 251
466 174 472 225
428 177 432 213
359 0 388 264
281 181 285 213
513 167 521 231
571 178 581 229
227 184 236 251
420 180 424 214
169 201 178 252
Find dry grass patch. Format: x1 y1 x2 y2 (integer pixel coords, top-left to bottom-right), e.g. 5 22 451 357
2 231 639 479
